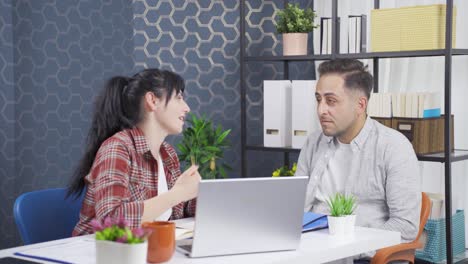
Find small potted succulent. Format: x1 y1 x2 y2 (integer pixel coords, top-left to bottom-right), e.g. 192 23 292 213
275 3 318 56
92 217 152 264
327 193 357 235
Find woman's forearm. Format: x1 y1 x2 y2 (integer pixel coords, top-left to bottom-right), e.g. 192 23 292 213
141 188 184 222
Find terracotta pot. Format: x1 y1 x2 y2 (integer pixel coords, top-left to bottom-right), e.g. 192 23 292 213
142 221 176 263
283 33 308 56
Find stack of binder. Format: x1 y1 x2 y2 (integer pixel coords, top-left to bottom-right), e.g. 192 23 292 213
264 80 319 149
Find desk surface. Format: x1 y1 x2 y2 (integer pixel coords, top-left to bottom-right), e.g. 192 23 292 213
0 227 400 264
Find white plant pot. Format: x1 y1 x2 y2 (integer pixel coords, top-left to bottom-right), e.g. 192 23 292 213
283 33 308 56
327 215 356 235
96 240 147 264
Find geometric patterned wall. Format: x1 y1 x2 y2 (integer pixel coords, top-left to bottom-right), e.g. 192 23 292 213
133 0 316 177
132 0 242 176
0 0 317 249
0 0 16 249
0 0 134 249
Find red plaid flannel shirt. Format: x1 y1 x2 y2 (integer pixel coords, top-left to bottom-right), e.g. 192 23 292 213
72 127 196 236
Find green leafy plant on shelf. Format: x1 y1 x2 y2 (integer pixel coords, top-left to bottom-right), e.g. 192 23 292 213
275 3 318 34
272 163 297 177
177 113 232 179
327 193 357 217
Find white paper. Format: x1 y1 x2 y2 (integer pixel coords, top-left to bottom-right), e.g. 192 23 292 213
173 217 195 230
173 217 195 240
16 238 96 264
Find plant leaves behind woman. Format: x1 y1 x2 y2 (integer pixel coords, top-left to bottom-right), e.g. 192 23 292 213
177 114 232 179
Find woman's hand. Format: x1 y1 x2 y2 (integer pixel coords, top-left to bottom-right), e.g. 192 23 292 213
172 165 201 201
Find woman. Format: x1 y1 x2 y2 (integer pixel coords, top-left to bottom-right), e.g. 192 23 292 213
68 68 201 236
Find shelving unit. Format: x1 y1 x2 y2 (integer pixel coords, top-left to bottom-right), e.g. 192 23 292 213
240 1 466 263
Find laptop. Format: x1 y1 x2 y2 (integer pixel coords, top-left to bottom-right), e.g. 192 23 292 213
176 176 308 258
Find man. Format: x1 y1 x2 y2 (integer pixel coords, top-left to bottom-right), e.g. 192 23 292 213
295 59 421 257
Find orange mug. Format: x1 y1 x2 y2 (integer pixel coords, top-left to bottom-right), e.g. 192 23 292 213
142 221 176 263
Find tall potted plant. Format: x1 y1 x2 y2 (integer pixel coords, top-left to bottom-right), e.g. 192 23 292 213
275 3 318 56
177 114 232 179
327 193 357 235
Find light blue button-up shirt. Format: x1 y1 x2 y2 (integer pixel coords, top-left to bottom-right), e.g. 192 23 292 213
296 117 421 242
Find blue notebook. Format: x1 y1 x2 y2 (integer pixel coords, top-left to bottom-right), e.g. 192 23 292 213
302 212 328 233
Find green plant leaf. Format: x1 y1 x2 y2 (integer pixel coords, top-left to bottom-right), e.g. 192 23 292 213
275 3 317 33
327 193 356 217
177 114 232 179
216 129 231 144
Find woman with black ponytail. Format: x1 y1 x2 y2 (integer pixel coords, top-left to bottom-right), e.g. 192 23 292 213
69 68 201 236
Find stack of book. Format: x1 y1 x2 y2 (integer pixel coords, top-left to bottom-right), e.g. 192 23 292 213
320 15 367 54
368 92 440 118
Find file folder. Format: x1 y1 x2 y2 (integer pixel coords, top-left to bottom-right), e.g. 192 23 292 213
291 80 319 149
264 80 292 147
302 212 328 233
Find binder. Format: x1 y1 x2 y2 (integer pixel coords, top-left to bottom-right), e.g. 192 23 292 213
264 80 292 147
291 80 319 149
320 18 330 54
302 212 328 233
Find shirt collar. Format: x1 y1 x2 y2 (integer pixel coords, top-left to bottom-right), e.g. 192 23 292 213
128 127 173 161
129 127 151 155
351 116 373 150
325 116 373 151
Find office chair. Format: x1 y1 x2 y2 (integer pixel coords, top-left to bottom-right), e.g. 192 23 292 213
13 187 85 245
371 192 431 264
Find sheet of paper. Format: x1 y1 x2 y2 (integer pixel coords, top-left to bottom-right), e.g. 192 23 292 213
16 238 95 264
173 217 195 240
172 217 195 230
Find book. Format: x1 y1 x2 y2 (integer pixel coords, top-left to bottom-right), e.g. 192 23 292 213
302 212 328 233
175 228 193 240
348 16 357 53
173 217 195 240
320 18 330 54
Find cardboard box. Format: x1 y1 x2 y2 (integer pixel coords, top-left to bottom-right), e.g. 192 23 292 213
371 4 456 52
373 115 454 154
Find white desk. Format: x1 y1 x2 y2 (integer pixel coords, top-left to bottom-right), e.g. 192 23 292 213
0 227 400 264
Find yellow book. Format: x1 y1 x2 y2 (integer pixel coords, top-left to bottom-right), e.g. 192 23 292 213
371 4 456 52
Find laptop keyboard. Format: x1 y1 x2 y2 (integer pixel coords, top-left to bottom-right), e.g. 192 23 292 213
179 244 192 252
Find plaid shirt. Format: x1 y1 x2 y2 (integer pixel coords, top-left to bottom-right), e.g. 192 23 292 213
72 127 196 236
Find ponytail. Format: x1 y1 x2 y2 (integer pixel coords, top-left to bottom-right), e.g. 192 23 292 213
67 76 133 198
67 69 186 198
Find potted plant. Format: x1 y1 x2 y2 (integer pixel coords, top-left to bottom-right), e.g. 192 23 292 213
327 193 357 235
91 217 151 264
275 3 318 56
177 113 232 179
272 163 297 177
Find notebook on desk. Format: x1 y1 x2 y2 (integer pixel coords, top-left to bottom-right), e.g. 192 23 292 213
176 176 308 258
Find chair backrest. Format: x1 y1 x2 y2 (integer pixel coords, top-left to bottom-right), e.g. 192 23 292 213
13 188 85 245
416 192 431 242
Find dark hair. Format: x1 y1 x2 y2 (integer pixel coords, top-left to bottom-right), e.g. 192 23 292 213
318 59 373 99
67 68 185 198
